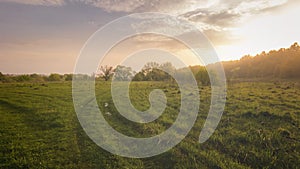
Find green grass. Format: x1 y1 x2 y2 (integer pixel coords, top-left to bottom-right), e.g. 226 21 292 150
0 81 299 168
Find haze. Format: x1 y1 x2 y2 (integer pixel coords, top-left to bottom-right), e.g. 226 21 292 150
0 0 300 74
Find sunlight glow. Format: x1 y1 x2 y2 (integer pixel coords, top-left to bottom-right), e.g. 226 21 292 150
215 3 300 61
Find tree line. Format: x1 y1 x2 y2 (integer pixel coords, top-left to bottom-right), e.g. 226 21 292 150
211 42 300 80
1 42 299 83
97 62 211 85
0 62 211 85
0 73 73 83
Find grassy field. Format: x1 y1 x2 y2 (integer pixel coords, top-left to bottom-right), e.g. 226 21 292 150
0 81 299 168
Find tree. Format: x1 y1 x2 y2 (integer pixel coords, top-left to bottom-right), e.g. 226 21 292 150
291 42 300 50
0 72 11 82
30 73 45 82
98 65 114 81
142 62 160 75
113 65 134 81
196 67 210 86
212 42 300 80
146 68 166 81
134 62 175 81
48 73 62 81
174 67 194 82
0 72 5 82
64 74 73 81
159 62 175 81
132 72 145 81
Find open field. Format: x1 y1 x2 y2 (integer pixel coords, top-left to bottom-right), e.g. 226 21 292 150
0 81 299 168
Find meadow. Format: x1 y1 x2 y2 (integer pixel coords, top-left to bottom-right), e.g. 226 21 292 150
0 81 299 168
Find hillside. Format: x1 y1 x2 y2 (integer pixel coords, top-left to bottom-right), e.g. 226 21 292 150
216 42 300 80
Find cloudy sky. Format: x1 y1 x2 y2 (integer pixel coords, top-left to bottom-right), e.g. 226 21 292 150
0 0 300 74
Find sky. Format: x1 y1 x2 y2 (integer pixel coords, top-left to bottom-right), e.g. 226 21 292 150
0 0 300 74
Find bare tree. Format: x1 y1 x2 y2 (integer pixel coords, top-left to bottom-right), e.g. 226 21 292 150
98 65 114 81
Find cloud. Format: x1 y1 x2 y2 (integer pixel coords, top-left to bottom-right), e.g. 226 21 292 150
232 0 288 14
81 0 146 12
0 0 290 46
180 0 288 27
177 0 288 45
78 0 288 15
83 0 219 14
0 0 65 6
181 10 241 28
77 0 288 45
